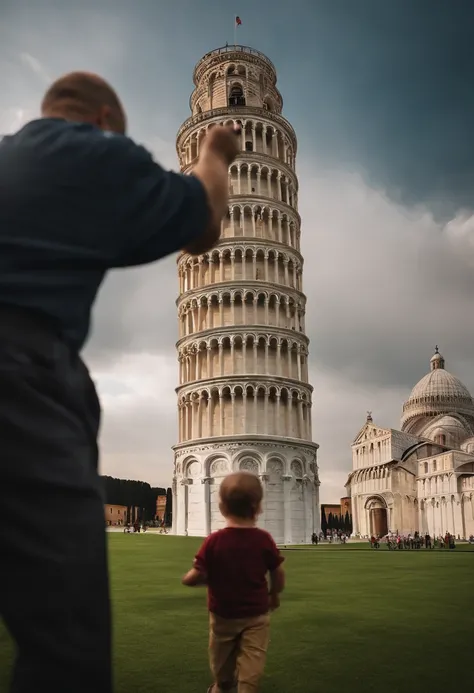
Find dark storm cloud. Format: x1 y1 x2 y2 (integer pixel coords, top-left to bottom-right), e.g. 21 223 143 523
281 1 474 217
298 167 474 394
83 137 180 366
84 258 180 366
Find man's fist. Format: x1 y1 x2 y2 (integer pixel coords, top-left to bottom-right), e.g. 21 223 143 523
201 124 240 166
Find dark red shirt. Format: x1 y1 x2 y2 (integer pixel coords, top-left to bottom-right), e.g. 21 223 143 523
194 527 284 619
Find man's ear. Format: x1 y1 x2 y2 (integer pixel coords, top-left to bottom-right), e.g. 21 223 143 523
98 104 126 135
96 104 112 131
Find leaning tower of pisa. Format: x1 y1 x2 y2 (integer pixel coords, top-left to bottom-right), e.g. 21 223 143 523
172 45 320 543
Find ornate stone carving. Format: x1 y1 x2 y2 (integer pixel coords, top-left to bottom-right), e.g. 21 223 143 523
175 439 319 458
291 460 303 478
178 329 308 355
210 459 229 476
267 460 283 475
177 378 313 401
186 461 201 477
239 457 259 474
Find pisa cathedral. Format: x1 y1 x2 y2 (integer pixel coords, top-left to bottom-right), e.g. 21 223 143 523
171 45 320 543
347 348 474 539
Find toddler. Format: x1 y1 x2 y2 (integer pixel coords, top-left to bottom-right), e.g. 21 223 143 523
182 471 285 693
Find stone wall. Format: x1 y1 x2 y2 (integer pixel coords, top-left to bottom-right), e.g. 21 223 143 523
173 439 319 543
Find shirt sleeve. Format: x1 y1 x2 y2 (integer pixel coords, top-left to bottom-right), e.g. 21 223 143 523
194 535 212 573
98 134 211 267
264 533 285 572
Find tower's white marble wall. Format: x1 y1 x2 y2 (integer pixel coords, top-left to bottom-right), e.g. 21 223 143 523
172 45 320 542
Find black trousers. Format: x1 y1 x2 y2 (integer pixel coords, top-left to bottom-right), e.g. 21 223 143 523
0 307 112 692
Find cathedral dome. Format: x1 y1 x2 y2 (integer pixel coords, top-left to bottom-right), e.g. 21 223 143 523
409 370 471 403
401 347 474 434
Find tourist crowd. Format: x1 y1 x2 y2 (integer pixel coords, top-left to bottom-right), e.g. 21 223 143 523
369 531 457 550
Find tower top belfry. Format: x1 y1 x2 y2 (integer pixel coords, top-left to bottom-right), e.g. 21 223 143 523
189 45 284 117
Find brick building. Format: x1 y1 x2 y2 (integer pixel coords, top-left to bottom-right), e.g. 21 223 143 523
156 495 167 521
104 504 140 526
105 504 127 526
321 498 352 522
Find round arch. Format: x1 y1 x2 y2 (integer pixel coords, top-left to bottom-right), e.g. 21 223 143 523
364 495 388 537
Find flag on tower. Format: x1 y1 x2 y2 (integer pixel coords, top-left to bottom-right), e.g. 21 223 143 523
235 16 242 26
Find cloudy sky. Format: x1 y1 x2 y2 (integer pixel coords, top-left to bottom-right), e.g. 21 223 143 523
2 0 474 502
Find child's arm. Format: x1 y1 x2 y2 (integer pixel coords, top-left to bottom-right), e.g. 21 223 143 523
182 565 207 587
268 565 285 609
269 565 285 594
182 540 209 587
264 532 285 610
182 561 207 587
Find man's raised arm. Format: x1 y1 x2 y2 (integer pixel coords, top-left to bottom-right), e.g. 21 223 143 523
108 125 239 267
187 125 239 255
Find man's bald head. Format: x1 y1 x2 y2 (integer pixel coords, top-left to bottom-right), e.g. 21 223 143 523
41 72 127 134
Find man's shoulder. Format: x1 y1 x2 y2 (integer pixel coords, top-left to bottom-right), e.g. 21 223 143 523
2 119 152 167
2 118 97 149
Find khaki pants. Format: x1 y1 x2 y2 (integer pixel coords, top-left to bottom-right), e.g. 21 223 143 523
209 612 271 693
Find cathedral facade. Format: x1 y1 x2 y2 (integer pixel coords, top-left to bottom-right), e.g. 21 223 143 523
347 348 474 538
171 45 320 543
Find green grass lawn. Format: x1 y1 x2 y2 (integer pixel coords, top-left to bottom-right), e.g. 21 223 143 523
1 536 473 692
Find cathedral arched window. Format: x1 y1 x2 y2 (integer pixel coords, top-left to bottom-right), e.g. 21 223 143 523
229 83 246 107
434 434 446 446
245 141 253 151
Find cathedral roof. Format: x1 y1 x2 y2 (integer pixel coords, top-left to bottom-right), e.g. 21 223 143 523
401 347 474 431
406 347 473 405
409 370 471 403
421 414 472 444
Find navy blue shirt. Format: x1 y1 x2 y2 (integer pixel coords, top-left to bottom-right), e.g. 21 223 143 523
0 118 209 350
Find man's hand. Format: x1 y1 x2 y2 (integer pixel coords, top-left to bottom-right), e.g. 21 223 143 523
200 124 240 167
185 124 240 256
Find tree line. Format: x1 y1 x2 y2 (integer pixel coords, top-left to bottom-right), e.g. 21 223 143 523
321 509 353 534
101 476 172 524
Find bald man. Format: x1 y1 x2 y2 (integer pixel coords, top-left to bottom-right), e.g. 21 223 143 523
0 72 238 692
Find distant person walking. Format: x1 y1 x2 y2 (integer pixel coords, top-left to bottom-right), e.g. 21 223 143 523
0 72 238 693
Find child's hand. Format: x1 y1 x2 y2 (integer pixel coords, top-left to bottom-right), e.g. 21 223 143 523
269 593 280 611
182 567 207 587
